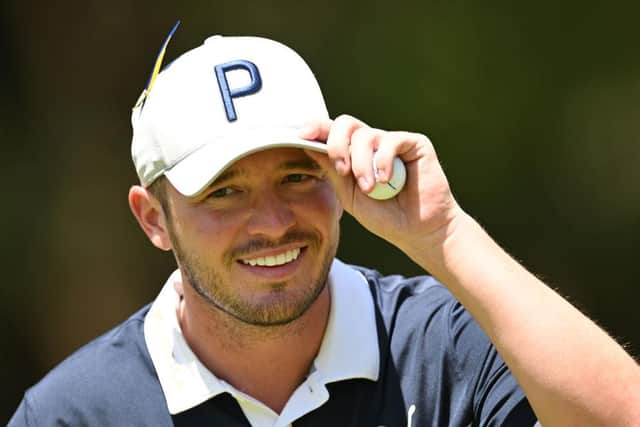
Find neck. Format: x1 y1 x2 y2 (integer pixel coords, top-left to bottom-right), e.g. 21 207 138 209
176 281 331 413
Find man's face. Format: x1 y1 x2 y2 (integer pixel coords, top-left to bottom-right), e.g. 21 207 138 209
163 148 341 326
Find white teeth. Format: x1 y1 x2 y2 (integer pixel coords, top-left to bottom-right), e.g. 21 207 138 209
241 248 301 267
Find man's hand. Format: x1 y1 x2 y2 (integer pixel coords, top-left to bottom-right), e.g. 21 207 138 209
301 114 462 265
303 114 640 426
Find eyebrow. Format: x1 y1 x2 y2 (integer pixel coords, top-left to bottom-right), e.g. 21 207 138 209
212 168 243 187
206 157 324 195
278 159 322 172
213 158 322 184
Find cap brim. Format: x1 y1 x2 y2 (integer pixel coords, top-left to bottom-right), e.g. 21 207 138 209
164 133 328 197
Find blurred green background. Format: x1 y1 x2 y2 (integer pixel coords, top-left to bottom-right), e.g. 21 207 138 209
2 0 638 421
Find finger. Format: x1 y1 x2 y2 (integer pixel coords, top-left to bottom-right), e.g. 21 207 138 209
364 131 433 191
299 118 333 143
372 149 392 183
372 132 412 183
326 114 368 176
349 126 381 193
388 131 434 162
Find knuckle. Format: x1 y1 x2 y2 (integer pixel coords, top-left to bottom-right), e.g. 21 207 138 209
333 114 359 132
334 113 354 123
333 114 368 134
351 127 378 147
414 132 432 148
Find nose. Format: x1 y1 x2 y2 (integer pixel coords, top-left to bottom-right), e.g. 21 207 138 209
245 190 296 239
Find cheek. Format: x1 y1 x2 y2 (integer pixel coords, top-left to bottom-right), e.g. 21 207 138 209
298 186 341 228
318 184 341 214
175 208 242 250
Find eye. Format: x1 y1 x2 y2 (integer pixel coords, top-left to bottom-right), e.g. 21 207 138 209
209 187 236 198
283 174 310 183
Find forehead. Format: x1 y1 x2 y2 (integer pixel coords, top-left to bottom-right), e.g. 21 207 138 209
164 147 327 205
215 147 321 181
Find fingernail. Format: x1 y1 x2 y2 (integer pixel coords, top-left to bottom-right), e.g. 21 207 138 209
358 176 369 189
335 159 346 173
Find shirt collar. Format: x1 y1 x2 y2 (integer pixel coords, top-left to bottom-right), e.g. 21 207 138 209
144 258 379 415
314 259 379 384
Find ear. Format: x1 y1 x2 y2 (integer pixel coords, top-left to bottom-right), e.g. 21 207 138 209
128 185 173 251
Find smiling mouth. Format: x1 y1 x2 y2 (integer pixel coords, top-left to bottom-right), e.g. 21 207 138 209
240 248 302 267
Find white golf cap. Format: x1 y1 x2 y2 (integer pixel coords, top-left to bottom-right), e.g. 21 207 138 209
131 33 329 196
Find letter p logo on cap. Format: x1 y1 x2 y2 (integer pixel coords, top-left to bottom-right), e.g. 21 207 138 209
214 60 262 122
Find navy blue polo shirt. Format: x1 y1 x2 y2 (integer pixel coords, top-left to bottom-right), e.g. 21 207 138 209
9 260 537 426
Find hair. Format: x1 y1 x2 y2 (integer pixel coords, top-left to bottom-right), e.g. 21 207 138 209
146 176 171 219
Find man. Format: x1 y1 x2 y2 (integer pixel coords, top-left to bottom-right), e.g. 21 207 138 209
10 29 639 426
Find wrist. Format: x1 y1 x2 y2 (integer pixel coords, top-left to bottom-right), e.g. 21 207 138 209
402 204 471 272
